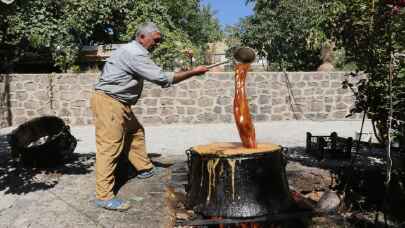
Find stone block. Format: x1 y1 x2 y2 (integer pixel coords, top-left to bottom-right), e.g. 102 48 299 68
224 105 233 113
189 80 202 89
315 88 324 95
325 105 332 112
255 75 266 82
147 108 158 115
316 113 329 120
23 81 36 91
213 106 222 114
142 116 162 125
162 88 176 97
216 96 231 105
72 100 86 108
259 105 272 114
23 101 37 109
258 95 270 104
133 107 143 115
150 88 161 97
310 101 323 112
219 114 233 123
181 116 195 124
71 108 82 116
164 115 179 124
161 107 176 116
272 98 284 105
324 97 334 104
204 79 218 89
247 87 257 96
188 91 200 99
325 89 335 95
196 113 217 123
14 117 29 125
304 88 315 96
177 99 195 106
304 113 316 120
59 108 71 116
291 89 302 96
176 107 185 115
332 111 347 119
143 98 158 106
343 96 354 103
187 107 199 115
309 82 319 87
321 81 330 87
302 74 311 81
15 91 29 101
271 115 284 121
331 82 342 88
160 98 174 106
177 91 188 97
33 91 49 101
337 88 348 94
295 81 306 88
14 108 25 116
336 102 348 110
74 118 86 126
273 105 287 113
203 89 217 96
312 73 324 80
255 114 269 121
178 83 188 90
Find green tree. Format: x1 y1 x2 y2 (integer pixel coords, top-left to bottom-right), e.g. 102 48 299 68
0 0 222 72
238 0 335 71
333 0 405 143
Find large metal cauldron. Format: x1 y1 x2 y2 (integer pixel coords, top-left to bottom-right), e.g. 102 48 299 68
9 116 77 167
186 143 293 218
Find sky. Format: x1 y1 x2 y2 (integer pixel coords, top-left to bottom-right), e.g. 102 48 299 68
201 0 253 27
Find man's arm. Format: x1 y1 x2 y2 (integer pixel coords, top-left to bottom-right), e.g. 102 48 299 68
172 66 209 84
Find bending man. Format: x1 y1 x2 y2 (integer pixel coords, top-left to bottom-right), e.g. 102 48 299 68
91 22 208 211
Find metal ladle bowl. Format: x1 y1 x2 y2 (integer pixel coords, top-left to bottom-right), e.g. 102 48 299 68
233 47 256 64
206 47 256 69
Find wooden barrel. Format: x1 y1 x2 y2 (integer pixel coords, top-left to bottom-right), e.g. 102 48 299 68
186 142 293 218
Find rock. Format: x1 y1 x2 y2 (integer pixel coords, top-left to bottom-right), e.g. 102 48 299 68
305 191 323 202
286 161 333 193
176 210 194 220
316 190 341 212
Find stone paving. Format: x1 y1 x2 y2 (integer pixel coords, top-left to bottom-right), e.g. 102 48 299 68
0 149 186 228
0 120 376 228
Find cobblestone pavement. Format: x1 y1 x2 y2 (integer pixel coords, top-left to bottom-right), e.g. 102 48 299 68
0 120 374 228
0 135 186 228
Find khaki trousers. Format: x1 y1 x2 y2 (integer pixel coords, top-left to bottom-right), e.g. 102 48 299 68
90 91 153 200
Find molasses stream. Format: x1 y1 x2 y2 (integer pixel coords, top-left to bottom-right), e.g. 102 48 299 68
186 47 292 224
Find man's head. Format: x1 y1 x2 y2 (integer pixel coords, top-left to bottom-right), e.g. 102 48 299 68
135 22 162 51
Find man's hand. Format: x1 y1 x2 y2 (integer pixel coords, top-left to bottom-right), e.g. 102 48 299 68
173 65 209 84
191 65 209 75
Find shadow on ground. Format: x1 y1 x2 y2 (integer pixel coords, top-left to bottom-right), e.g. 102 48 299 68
285 146 405 225
113 153 174 194
0 134 95 195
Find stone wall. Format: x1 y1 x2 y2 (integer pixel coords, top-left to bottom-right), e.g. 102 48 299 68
0 72 356 127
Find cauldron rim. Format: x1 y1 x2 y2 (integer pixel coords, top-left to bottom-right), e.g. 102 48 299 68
187 147 283 160
9 116 69 149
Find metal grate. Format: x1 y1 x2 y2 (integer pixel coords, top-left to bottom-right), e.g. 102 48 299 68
306 132 353 160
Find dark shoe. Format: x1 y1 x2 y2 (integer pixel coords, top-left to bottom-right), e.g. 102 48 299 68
136 167 155 179
95 198 131 211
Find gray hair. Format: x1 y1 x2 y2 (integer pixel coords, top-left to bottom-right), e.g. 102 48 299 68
135 22 160 39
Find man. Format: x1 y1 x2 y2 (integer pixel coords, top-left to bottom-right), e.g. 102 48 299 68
91 22 209 211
